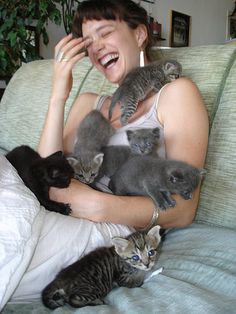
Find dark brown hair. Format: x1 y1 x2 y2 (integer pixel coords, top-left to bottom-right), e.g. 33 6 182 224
72 0 153 60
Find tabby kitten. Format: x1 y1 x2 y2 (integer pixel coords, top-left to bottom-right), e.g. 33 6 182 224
109 155 205 210
109 59 182 125
67 110 114 184
96 127 160 181
42 225 161 309
6 145 74 215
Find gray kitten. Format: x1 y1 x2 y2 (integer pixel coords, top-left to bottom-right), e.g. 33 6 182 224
67 110 115 184
42 226 161 309
109 155 205 210
126 127 160 155
95 127 160 182
109 59 182 125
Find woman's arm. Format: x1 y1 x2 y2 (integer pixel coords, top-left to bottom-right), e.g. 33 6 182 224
50 77 209 230
38 34 92 157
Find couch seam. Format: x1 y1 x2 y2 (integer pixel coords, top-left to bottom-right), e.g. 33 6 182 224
72 64 94 104
209 48 236 132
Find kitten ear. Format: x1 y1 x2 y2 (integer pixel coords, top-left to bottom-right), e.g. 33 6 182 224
152 127 160 138
126 130 133 141
111 237 130 254
169 170 184 183
94 153 104 166
66 156 78 167
164 61 176 72
50 151 63 158
147 225 161 243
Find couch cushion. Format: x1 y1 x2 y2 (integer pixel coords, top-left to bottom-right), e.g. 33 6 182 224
0 58 116 154
196 53 236 229
151 45 236 229
150 45 236 127
3 224 236 313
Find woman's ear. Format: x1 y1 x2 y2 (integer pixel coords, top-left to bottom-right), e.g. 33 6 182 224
135 24 148 48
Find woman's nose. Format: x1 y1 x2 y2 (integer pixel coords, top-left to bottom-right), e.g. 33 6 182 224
90 37 104 53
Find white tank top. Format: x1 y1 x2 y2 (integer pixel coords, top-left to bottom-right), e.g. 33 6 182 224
94 85 167 159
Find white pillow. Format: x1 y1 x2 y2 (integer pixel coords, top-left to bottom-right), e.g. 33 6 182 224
0 155 45 310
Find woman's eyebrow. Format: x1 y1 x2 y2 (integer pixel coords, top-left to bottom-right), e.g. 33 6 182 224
83 24 115 40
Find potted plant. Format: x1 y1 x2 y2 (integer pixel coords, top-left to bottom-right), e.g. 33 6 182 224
0 0 81 80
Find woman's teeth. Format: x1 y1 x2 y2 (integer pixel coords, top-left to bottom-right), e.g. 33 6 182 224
100 53 119 68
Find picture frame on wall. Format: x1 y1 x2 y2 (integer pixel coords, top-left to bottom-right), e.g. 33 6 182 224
170 10 191 47
227 16 236 40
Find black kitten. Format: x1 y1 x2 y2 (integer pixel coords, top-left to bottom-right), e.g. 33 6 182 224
109 155 205 210
6 145 74 215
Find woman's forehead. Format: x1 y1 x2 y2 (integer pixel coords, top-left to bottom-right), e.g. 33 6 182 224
82 19 120 36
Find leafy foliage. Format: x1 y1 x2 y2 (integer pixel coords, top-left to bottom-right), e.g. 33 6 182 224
0 0 79 77
57 0 81 34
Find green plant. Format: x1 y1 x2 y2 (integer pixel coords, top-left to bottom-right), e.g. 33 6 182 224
0 0 62 77
58 0 81 34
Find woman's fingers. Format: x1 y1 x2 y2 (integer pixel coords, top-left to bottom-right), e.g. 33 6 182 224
55 34 92 64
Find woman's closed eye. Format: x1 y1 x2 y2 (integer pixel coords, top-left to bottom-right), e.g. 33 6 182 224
99 27 115 38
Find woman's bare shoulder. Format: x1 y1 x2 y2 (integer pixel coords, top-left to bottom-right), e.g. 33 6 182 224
157 77 209 166
158 77 206 124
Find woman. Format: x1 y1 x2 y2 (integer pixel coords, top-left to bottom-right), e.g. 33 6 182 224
38 0 209 230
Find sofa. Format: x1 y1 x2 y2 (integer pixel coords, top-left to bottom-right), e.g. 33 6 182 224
0 43 236 313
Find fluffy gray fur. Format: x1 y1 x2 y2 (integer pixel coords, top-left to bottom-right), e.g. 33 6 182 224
109 59 182 125
109 155 205 210
67 110 115 184
42 226 161 309
95 127 160 182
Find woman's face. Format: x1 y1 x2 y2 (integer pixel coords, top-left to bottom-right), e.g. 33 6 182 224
82 19 145 85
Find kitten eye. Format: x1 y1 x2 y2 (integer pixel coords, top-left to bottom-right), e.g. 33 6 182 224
131 255 140 261
148 249 155 257
91 173 96 177
78 174 84 178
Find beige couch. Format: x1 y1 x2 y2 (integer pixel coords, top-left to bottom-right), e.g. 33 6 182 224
0 44 236 313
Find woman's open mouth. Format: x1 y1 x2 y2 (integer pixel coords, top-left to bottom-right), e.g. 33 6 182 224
99 53 119 69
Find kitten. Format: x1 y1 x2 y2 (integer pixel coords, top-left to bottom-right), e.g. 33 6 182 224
126 127 160 155
96 127 160 181
42 225 161 309
67 110 115 184
109 155 205 210
6 145 74 215
109 59 182 125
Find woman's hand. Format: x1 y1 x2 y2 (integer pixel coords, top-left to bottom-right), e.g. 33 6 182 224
52 34 92 103
49 179 105 222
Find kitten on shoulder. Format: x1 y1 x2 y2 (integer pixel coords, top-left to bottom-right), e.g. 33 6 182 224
6 145 74 215
109 59 182 125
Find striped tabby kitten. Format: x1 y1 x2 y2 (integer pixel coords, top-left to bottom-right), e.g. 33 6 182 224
109 59 182 125
42 226 161 309
67 110 114 184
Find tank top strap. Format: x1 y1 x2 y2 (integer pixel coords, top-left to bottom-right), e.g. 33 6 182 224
93 95 110 111
153 83 170 112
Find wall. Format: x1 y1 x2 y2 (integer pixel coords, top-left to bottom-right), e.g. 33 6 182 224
139 0 234 47
41 0 235 59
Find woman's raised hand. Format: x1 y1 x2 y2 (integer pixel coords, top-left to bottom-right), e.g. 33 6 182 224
52 33 92 103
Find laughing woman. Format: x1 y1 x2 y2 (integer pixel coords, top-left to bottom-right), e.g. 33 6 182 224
38 0 209 231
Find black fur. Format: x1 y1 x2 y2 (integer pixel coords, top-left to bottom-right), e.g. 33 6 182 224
6 145 74 215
